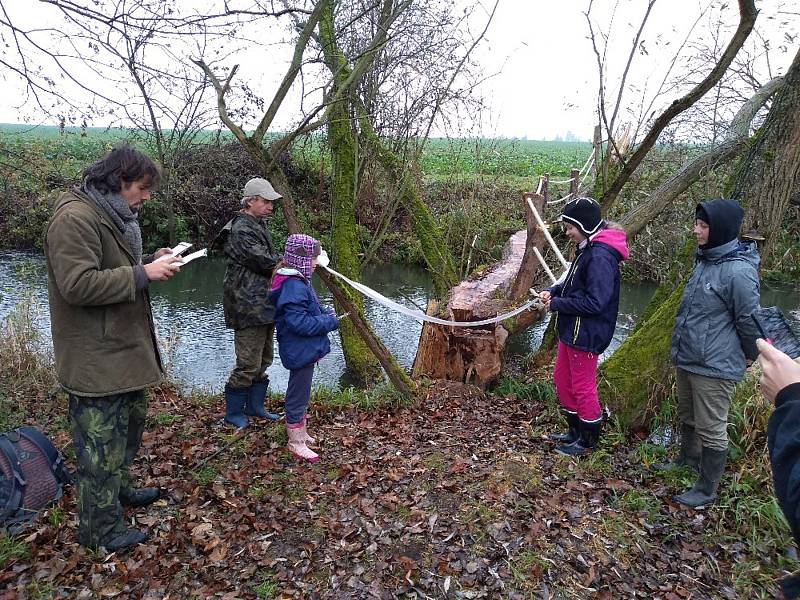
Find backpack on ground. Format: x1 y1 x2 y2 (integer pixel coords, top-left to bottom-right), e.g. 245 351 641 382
0 426 72 531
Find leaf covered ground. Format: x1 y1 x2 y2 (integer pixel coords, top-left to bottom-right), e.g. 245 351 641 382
1 382 796 599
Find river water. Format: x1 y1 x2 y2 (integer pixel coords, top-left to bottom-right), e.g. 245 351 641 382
1 251 798 393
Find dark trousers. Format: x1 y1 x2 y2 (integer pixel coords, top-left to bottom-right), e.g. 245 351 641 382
285 364 315 425
69 390 147 547
228 324 275 388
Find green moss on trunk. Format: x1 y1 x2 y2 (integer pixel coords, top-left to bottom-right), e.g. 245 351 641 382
320 7 381 383
632 237 695 335
599 282 685 429
397 171 458 297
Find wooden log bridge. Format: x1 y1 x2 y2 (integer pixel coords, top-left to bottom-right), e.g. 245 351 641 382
412 183 557 388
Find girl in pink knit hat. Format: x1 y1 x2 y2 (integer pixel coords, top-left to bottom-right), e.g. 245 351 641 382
268 234 340 462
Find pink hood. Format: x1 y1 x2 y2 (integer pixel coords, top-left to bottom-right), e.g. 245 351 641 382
592 227 629 261
270 268 304 292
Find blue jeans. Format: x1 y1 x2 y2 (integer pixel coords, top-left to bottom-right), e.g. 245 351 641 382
285 363 315 424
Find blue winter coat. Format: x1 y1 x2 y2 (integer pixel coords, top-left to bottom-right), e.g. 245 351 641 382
768 382 800 599
268 269 339 370
670 239 761 381
548 227 629 354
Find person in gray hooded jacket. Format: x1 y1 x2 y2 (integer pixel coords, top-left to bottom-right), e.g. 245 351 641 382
665 198 761 508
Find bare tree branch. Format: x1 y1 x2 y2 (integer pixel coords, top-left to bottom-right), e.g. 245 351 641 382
600 0 758 212
620 76 783 237
253 0 330 143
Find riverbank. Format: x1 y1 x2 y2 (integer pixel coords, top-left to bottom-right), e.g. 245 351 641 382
1 374 796 598
0 293 797 598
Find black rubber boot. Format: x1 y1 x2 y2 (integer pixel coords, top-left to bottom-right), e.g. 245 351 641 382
673 447 727 508
550 411 580 443
120 487 161 507
556 419 601 456
245 377 280 421
104 528 147 552
652 424 701 473
224 384 250 429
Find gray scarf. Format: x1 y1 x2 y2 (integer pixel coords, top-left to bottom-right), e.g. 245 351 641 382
84 183 143 264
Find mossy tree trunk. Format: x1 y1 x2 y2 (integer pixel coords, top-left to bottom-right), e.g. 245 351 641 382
267 159 414 394
602 48 800 430
197 1 414 393
320 4 382 384
735 46 800 261
599 283 686 431
598 238 695 429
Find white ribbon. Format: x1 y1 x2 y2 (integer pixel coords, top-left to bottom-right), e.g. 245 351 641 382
322 265 542 327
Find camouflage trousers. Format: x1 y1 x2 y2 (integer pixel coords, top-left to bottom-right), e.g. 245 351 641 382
227 324 275 388
68 390 148 548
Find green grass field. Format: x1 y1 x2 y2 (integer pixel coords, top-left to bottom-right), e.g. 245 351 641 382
0 123 592 184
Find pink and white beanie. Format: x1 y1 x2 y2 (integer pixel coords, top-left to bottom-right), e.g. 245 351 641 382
283 234 321 279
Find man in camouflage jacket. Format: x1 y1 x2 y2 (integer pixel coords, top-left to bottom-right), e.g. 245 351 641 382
222 178 283 428
45 145 181 552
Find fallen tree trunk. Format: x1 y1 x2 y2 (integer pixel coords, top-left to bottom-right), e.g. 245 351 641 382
412 194 548 388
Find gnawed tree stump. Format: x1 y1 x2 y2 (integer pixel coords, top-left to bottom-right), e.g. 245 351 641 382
412 193 550 388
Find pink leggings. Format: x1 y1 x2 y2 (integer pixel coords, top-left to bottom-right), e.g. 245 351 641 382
553 341 602 422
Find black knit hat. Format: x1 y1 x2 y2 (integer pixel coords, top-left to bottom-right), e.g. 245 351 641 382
560 197 602 236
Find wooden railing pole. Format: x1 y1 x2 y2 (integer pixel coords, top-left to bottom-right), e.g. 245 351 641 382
542 173 550 203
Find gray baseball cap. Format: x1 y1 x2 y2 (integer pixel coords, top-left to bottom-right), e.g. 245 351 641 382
242 177 282 202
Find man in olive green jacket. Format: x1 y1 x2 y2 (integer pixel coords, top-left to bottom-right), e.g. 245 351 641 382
221 177 282 428
45 145 181 552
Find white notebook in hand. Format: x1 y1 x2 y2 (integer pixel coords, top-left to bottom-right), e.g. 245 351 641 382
155 242 192 262
177 248 208 265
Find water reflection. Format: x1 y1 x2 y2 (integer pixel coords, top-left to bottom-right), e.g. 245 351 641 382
505 281 659 362
2 250 798 393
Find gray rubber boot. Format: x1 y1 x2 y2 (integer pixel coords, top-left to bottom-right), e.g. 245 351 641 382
673 447 727 508
652 424 701 473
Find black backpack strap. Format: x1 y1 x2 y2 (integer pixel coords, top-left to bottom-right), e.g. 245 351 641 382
0 434 25 521
18 427 72 485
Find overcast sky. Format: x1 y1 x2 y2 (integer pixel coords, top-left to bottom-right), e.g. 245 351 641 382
469 0 798 140
0 0 797 140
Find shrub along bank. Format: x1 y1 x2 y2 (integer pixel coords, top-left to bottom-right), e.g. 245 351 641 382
2 130 797 285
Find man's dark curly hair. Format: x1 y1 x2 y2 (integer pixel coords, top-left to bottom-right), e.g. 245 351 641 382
83 143 161 194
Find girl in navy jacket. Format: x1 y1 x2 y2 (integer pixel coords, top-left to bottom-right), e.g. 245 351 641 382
538 197 629 456
268 234 339 462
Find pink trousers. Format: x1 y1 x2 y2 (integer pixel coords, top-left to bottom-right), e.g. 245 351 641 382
553 341 602 422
